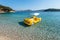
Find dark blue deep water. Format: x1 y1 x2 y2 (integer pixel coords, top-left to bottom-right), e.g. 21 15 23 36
0 11 60 40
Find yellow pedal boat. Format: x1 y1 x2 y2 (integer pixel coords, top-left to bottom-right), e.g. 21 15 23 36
24 16 42 26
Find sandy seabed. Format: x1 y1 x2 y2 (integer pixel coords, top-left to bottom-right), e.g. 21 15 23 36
0 22 59 40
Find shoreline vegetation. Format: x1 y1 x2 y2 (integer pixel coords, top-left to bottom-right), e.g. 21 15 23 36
0 5 60 13
0 5 15 13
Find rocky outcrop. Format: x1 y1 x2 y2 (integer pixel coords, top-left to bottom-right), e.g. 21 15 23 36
0 5 15 13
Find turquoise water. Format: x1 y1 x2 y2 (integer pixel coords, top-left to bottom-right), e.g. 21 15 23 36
0 11 60 40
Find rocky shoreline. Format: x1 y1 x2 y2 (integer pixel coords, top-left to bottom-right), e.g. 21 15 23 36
0 5 15 13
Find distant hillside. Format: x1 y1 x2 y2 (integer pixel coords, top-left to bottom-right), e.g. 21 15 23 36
17 8 60 12
43 8 60 11
18 10 42 13
0 5 14 13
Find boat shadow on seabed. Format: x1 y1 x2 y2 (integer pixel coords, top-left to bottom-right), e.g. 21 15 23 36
18 21 31 27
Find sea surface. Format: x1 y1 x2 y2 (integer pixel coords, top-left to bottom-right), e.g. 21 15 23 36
0 11 60 40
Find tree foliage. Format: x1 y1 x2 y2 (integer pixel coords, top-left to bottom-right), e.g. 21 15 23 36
0 5 13 12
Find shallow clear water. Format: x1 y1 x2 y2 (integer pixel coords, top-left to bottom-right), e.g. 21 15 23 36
0 11 60 40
